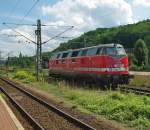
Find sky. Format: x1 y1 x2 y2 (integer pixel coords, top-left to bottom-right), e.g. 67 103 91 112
0 0 150 57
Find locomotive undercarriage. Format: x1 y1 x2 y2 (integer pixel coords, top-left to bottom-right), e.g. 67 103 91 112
49 70 131 89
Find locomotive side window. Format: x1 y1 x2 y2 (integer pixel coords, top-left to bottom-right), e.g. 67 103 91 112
96 47 102 55
67 51 72 57
87 48 97 56
81 49 88 56
101 47 107 55
56 53 61 59
58 53 63 59
71 51 79 57
62 52 69 58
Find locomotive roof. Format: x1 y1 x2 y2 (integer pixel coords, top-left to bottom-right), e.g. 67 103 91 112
56 43 123 54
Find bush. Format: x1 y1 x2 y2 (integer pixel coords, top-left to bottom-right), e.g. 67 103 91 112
129 64 148 71
14 70 35 83
129 64 139 71
143 65 150 71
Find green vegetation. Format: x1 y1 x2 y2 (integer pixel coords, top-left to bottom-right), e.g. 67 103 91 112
53 20 150 51
13 70 36 83
134 39 148 66
6 52 34 68
7 69 150 130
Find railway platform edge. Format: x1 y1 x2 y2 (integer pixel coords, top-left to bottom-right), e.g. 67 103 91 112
0 95 24 130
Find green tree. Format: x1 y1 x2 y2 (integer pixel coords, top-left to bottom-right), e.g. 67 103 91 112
128 53 137 66
134 39 148 66
148 46 150 64
19 52 25 67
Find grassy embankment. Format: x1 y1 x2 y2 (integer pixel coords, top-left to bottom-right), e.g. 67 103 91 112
1 69 150 130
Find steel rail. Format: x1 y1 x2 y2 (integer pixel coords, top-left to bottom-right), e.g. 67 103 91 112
0 77 96 130
119 86 150 96
0 86 45 130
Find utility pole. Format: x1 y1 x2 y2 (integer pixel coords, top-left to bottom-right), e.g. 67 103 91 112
3 20 73 81
35 19 42 81
6 52 10 76
84 37 86 47
0 51 2 69
7 52 10 67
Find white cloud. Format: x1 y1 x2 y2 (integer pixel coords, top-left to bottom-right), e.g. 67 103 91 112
0 24 73 56
40 0 135 56
40 0 135 54
42 0 133 31
132 0 150 7
132 0 150 21
0 26 37 56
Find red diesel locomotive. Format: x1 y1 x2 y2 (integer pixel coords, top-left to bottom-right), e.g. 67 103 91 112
49 44 131 87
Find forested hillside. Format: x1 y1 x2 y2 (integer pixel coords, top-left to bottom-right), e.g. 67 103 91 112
54 19 150 52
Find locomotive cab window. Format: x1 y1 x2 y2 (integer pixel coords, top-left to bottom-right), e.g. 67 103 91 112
106 47 117 55
102 46 126 57
106 47 126 56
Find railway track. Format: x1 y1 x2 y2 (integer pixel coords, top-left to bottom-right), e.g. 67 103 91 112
119 86 150 96
0 77 96 130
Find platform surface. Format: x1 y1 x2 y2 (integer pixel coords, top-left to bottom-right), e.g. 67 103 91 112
0 95 24 130
130 71 150 76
